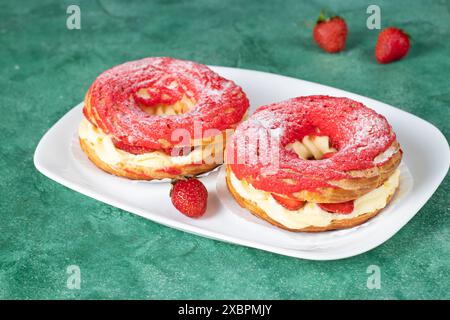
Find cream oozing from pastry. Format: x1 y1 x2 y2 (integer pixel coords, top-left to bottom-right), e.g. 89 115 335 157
78 117 224 168
229 169 400 229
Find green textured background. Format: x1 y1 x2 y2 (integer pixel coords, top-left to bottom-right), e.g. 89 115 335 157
1 0 449 299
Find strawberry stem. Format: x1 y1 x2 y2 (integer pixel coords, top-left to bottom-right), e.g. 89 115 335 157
317 10 327 23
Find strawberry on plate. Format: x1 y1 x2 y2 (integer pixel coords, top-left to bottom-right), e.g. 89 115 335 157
313 11 348 53
375 27 410 64
170 178 208 218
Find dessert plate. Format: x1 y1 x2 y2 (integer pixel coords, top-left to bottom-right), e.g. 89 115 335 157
34 66 449 260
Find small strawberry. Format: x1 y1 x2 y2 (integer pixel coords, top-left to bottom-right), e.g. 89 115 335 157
170 178 208 218
318 201 354 214
272 194 305 211
375 27 410 64
313 11 348 53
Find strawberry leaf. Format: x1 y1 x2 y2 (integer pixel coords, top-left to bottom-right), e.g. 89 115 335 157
317 10 327 23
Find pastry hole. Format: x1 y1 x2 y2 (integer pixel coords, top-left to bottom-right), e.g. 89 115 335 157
135 88 196 116
139 97 195 116
285 135 337 160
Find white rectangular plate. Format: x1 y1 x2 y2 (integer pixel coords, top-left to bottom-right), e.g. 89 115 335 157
34 66 449 260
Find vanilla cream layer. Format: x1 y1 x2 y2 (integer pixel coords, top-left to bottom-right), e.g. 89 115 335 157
136 94 195 116
229 169 400 229
78 117 223 168
286 136 337 160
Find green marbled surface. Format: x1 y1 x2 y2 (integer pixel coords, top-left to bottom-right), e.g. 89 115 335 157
0 0 449 299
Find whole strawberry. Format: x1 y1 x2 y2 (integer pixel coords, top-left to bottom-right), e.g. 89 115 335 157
313 11 348 53
170 178 208 218
375 27 410 64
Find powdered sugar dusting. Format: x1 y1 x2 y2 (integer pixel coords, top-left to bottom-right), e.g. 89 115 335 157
227 95 400 194
84 57 249 153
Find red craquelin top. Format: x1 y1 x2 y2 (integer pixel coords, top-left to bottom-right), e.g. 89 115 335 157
227 95 397 194
84 57 249 154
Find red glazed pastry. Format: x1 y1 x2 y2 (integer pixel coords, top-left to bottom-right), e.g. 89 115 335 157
226 96 402 232
79 57 249 180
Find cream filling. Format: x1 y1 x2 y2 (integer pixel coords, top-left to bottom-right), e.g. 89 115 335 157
229 169 400 229
288 136 398 167
286 136 337 160
373 144 399 164
78 117 222 168
137 94 195 116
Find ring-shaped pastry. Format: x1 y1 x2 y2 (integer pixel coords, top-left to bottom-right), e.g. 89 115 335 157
80 57 249 180
226 95 402 231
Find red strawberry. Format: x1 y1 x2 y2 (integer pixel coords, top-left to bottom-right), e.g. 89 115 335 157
272 194 305 211
313 12 348 53
375 27 410 64
170 178 208 218
318 201 354 214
